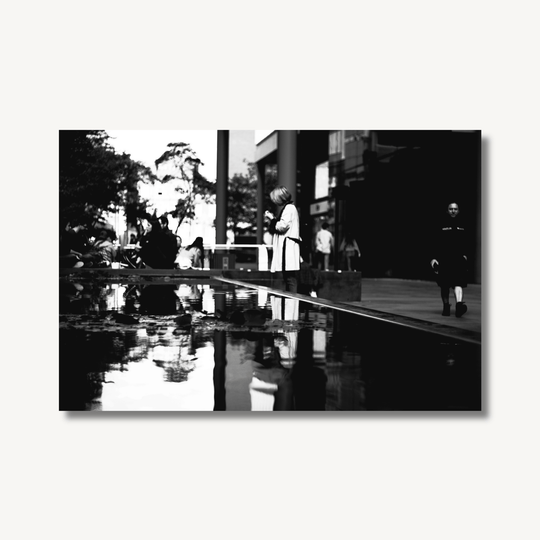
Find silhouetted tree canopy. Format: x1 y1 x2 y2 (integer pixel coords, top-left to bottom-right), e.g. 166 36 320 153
154 142 215 231
59 130 156 229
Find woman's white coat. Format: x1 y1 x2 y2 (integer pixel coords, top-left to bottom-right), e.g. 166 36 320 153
270 203 301 273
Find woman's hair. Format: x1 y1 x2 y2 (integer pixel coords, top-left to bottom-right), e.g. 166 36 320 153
187 237 204 250
270 186 292 206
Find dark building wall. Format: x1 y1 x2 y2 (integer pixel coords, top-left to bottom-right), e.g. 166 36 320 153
346 131 481 282
255 130 481 284
297 130 329 258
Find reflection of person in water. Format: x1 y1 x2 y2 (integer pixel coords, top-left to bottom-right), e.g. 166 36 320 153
250 355 294 411
249 295 327 411
187 284 203 311
249 296 299 411
139 285 180 315
291 328 327 410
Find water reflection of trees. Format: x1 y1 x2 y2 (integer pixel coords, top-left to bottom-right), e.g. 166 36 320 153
59 328 145 410
60 281 215 410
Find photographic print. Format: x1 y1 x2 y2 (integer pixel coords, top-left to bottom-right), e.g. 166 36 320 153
59 130 481 412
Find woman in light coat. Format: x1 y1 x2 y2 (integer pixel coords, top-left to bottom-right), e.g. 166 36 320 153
265 186 301 292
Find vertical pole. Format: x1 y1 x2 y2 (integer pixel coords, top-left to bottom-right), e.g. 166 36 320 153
216 130 229 245
256 162 265 244
277 130 297 202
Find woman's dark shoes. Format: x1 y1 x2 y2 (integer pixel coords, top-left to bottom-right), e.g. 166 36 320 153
455 302 468 318
442 303 451 316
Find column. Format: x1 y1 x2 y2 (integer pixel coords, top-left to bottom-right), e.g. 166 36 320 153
256 162 265 244
277 130 297 201
216 130 229 245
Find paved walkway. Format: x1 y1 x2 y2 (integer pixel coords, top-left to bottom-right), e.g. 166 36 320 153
348 278 482 335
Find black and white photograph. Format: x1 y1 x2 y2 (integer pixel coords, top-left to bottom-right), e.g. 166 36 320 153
59 130 481 411
4 1 540 539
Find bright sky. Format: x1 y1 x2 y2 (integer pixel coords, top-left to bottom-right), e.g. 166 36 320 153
105 130 218 179
106 130 274 180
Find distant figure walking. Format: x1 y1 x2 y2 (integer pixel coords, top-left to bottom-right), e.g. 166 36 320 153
339 232 360 271
315 222 334 271
265 186 301 292
176 237 204 269
430 202 469 317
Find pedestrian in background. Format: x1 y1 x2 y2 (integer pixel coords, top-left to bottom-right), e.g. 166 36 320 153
315 222 334 271
177 237 204 269
430 202 469 317
265 186 301 292
339 232 360 271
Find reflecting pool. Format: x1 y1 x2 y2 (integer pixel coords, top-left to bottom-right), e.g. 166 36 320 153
59 279 481 411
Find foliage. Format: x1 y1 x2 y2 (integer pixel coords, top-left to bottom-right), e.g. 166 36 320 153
59 130 156 230
154 142 215 231
227 162 258 235
226 161 279 236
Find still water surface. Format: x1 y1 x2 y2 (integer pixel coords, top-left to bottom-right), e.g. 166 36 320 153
59 279 481 411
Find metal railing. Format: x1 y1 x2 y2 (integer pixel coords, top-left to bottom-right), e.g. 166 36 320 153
203 244 273 271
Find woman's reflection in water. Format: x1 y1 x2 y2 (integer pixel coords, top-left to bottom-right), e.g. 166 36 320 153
249 296 327 411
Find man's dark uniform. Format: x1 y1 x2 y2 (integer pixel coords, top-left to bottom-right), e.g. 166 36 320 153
433 215 468 289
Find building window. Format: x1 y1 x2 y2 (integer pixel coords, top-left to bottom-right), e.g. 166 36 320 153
329 130 345 158
315 161 329 200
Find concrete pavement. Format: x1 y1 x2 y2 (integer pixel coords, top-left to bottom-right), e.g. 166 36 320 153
349 278 481 335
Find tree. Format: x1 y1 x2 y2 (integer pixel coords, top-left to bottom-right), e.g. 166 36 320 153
227 162 258 236
227 161 279 237
59 130 156 231
154 142 215 232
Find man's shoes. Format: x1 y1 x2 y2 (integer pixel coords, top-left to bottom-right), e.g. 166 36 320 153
456 302 468 318
73 261 84 268
442 303 451 316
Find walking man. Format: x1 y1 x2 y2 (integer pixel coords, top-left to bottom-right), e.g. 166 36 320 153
430 202 469 317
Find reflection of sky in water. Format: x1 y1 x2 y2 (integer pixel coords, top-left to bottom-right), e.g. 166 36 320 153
60 280 481 412
101 345 215 411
